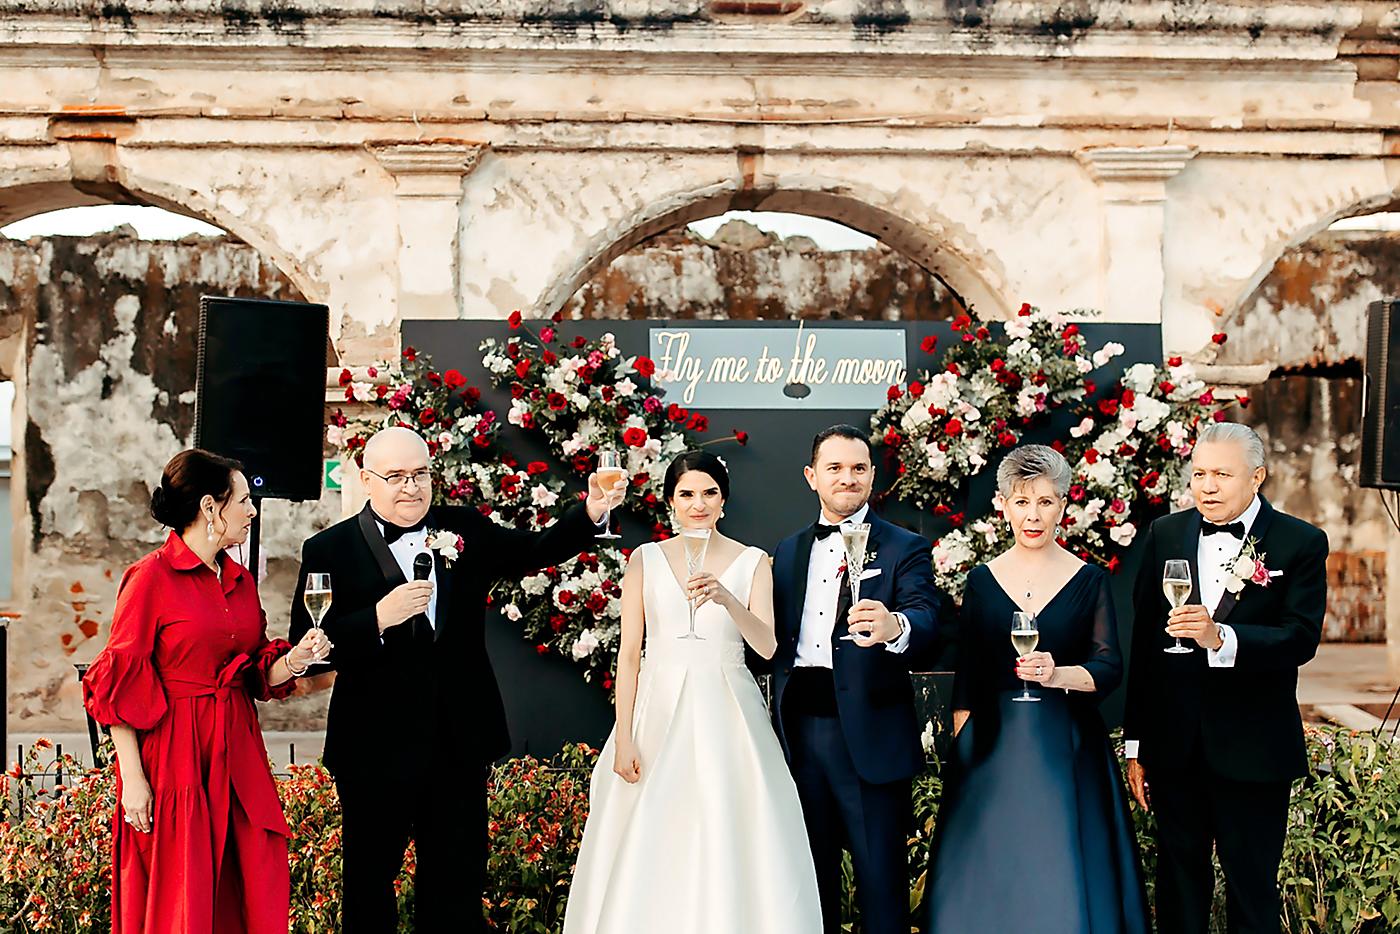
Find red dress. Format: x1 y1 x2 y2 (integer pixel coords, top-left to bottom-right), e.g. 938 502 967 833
83 531 296 934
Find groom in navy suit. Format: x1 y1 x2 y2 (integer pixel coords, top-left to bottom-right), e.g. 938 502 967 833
770 425 940 934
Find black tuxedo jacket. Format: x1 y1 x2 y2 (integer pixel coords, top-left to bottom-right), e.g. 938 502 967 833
289 501 598 780
769 510 940 785
1122 498 1328 783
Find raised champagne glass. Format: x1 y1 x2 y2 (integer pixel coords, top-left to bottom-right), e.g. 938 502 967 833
1011 611 1041 703
838 522 872 641
1162 559 1194 654
678 527 711 640
595 449 626 541
303 573 332 630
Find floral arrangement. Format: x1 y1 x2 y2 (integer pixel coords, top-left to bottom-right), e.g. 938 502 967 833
871 313 1248 598
871 305 1125 513
1224 538 1279 594
332 313 743 690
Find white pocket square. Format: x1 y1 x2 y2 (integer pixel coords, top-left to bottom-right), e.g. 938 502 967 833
859 568 883 581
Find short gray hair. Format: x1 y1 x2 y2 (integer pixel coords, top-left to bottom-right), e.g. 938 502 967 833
997 444 1072 499
1194 422 1265 470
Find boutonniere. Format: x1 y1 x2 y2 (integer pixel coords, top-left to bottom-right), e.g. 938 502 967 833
1223 537 1281 594
837 551 877 578
426 529 465 567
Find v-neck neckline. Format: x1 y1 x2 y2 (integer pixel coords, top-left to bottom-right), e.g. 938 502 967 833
984 562 1091 618
657 542 750 601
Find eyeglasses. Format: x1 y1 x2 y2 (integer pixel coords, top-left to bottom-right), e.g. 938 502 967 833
364 468 432 490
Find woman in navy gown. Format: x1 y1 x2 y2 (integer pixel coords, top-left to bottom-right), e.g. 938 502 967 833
925 444 1149 934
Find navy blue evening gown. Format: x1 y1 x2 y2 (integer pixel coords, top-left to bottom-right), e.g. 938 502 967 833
924 562 1149 934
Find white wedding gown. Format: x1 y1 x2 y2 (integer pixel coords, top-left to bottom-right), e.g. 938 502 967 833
563 542 822 934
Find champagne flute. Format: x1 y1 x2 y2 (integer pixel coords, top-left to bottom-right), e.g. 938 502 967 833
595 449 626 541
838 522 871 642
1011 611 1041 703
678 527 711 640
303 573 332 630
1162 559 1194 655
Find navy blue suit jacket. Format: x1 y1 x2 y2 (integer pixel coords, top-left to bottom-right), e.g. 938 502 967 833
770 510 940 784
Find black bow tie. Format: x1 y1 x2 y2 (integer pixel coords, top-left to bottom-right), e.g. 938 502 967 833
814 522 844 540
381 517 427 545
1202 521 1246 538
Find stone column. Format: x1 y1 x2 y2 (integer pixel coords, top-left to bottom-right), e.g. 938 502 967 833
1076 146 1197 328
368 141 487 321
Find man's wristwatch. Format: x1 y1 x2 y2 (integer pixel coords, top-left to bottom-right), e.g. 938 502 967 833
1210 623 1225 651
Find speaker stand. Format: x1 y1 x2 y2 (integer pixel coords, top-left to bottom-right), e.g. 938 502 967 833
248 496 263 584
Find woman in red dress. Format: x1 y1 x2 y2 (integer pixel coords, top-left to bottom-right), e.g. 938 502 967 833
83 449 331 934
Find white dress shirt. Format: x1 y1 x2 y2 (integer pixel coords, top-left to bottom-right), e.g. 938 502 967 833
794 504 911 668
375 517 439 629
1124 496 1258 760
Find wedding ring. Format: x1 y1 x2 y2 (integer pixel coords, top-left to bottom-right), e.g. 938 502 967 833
1036 666 1044 677
123 814 132 824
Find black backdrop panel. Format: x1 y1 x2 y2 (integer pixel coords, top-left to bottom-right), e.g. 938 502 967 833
405 319 1162 756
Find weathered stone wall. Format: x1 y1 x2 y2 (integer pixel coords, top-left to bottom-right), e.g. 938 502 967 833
0 230 338 731
566 223 961 321
1228 231 1400 641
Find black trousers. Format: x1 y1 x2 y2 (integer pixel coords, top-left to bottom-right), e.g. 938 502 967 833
336 767 489 934
1149 762 1292 934
785 677 911 934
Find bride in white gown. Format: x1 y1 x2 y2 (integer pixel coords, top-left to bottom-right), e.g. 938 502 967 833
563 451 822 934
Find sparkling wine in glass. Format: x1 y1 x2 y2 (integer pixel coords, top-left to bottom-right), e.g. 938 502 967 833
678 528 711 640
838 522 872 642
1162 559 1194 654
595 450 626 540
1011 611 1040 703
304 573 332 630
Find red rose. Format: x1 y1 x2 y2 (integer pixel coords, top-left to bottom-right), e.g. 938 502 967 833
508 310 523 330
572 336 588 349
527 461 549 475
403 346 418 361
945 418 964 437
1199 390 1215 405
946 362 961 376
990 358 1005 372
975 327 990 340
949 512 966 527
1211 332 1228 345
1069 484 1085 502
1212 410 1227 422
623 427 648 447
464 386 481 406
1084 448 1099 464
426 370 442 386
920 335 938 353
1098 398 1119 416
515 360 531 379
1018 302 1032 316
687 414 709 432
1050 439 1066 453
951 314 972 332
536 645 549 655
1237 394 1251 408
667 403 688 423
548 392 568 411
556 590 575 607
1106 556 1122 573
1083 379 1096 395
908 381 924 398
1167 356 1183 367
887 385 902 401
419 408 437 426
1062 324 1080 338
884 427 902 447
997 430 1018 447
444 369 467 390
376 384 389 399
933 504 951 517
734 430 749 446
510 383 526 399
542 350 557 366
571 454 593 474
338 368 353 386
1121 389 1136 407
1141 470 1161 489
552 311 564 324
634 356 656 378
1159 381 1175 395
540 326 556 344
521 412 536 429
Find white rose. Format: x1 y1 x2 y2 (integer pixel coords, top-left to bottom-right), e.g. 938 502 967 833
508 398 531 428
1076 356 1093 374
326 425 345 447
562 434 588 457
1121 362 1158 393
1108 523 1137 546
521 573 551 596
1092 342 1126 368
1231 555 1256 578
1070 417 1096 439
350 381 375 401
900 401 934 433
503 603 522 621
1086 460 1117 486
531 484 559 508
1005 318 1032 340
615 377 637 397
572 629 601 659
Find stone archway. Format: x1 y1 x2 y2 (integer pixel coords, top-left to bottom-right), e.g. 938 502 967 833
537 179 1011 322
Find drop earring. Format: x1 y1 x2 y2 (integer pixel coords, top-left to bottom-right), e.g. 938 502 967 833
206 518 215 540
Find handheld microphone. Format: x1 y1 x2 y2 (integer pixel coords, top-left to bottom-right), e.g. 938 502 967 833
412 552 433 631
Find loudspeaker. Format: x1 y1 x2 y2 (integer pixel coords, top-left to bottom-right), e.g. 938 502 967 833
1362 300 1400 489
195 296 330 501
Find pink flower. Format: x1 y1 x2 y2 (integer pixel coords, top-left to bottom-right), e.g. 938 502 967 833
1250 560 1271 586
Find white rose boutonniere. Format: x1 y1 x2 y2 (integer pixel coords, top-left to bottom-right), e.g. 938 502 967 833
1222 537 1280 595
426 529 465 567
